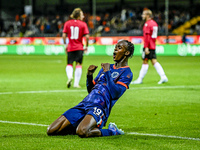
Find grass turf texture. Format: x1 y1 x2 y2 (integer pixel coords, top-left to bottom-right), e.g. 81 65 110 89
0 55 200 150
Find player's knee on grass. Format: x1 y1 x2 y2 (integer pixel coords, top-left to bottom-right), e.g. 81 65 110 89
76 126 88 138
47 125 55 136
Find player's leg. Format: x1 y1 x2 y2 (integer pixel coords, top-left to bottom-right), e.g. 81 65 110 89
131 48 149 84
66 52 74 88
76 114 124 137
131 59 149 84
152 58 168 84
47 115 75 136
74 62 82 88
76 106 124 138
73 51 84 88
76 115 101 138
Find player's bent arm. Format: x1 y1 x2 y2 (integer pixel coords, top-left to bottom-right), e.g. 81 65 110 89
86 75 94 93
86 65 98 93
104 71 126 99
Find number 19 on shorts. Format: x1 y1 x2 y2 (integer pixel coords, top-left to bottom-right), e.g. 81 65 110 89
93 107 102 116
70 26 79 39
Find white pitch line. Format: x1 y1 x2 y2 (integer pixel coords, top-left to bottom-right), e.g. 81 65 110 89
129 85 200 90
0 120 48 127
0 120 199 141
0 89 87 95
0 92 13 95
127 132 200 141
0 85 200 95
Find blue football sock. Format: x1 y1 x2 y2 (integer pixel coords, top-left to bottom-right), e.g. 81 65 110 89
100 129 114 136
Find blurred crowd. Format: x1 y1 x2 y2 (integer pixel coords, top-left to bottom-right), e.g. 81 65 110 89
0 7 200 37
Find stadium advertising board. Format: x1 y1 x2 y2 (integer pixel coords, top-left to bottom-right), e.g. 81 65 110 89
1 36 200 45
0 44 200 56
0 36 200 56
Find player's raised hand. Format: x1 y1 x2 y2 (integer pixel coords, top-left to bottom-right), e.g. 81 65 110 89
87 65 98 75
101 63 110 72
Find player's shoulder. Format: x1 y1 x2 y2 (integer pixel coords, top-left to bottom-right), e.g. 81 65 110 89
78 20 88 26
124 66 133 74
125 66 133 74
149 19 158 26
125 67 133 80
64 19 72 25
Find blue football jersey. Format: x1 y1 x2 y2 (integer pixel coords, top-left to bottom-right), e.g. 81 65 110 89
84 64 133 119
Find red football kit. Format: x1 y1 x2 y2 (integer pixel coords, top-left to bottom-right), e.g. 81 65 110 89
63 19 89 52
143 19 158 50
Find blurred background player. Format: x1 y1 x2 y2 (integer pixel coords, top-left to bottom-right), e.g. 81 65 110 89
47 40 134 137
63 8 89 88
131 9 168 85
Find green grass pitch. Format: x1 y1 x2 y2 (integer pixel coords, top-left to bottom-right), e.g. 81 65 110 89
0 55 200 150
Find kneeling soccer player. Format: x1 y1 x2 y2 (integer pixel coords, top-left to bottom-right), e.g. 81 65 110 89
47 40 134 137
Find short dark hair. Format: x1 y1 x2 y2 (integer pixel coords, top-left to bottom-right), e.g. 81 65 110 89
124 40 134 58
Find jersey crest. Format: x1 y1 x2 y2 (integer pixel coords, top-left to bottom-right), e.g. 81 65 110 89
111 72 119 78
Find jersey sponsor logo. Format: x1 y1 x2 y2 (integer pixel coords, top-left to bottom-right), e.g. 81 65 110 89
105 45 115 56
111 72 119 78
0 46 8 54
44 45 64 55
177 44 200 56
16 45 35 55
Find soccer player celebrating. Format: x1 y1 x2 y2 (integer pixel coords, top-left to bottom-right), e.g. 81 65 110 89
47 40 134 137
131 9 168 84
63 8 89 88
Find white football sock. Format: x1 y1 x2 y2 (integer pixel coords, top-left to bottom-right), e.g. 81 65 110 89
66 64 73 79
137 64 149 81
74 65 82 86
154 62 166 79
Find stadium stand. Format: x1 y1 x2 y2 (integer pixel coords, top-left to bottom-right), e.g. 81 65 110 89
0 1 200 37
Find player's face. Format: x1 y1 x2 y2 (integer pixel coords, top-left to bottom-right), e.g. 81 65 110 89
141 11 148 21
113 41 128 62
80 11 84 20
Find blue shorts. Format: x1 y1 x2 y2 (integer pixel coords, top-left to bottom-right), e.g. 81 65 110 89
63 102 106 129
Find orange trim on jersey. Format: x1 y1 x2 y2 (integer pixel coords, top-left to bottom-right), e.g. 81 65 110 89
113 64 130 69
97 120 103 127
92 80 96 85
116 81 128 89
